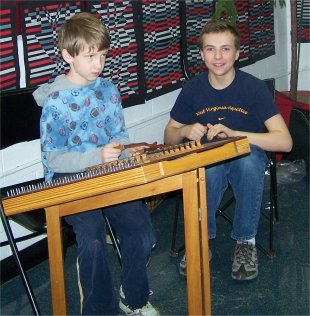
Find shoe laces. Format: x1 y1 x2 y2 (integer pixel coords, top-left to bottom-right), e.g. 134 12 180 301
128 303 153 316
120 286 156 316
235 243 256 267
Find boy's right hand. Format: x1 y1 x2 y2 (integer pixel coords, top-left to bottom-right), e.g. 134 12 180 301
100 142 122 163
184 123 207 141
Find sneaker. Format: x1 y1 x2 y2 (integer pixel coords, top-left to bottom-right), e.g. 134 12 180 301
179 249 212 277
119 286 159 316
179 254 187 276
232 242 258 281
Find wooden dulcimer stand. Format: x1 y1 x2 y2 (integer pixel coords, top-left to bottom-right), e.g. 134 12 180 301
2 136 250 315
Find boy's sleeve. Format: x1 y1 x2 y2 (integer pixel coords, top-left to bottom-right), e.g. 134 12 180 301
46 148 103 173
40 98 68 152
107 86 130 142
255 81 279 122
46 142 132 171
170 84 195 125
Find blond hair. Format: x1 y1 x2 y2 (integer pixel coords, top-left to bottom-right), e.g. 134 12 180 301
58 12 110 56
198 19 241 50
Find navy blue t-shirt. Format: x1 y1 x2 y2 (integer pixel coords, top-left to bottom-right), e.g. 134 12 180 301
170 69 279 133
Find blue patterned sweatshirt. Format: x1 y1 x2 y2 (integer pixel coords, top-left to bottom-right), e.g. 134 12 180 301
33 75 130 181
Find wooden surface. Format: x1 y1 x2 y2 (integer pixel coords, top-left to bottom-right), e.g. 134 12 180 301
1 137 250 315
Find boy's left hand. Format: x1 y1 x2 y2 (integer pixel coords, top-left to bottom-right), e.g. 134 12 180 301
129 146 144 156
206 123 235 140
100 142 122 163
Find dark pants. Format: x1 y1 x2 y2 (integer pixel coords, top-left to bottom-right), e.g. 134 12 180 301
54 173 156 315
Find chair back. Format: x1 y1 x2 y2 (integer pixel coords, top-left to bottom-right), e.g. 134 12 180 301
1 88 46 231
1 88 40 149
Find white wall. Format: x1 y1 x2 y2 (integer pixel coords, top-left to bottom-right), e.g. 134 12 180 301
1 5 309 260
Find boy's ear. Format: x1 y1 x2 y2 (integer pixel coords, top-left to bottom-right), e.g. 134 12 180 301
200 49 204 62
235 49 240 61
62 49 74 64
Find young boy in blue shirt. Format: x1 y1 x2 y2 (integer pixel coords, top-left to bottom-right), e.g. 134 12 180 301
33 12 159 316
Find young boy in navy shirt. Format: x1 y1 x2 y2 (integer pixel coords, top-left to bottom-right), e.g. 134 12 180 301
165 19 292 281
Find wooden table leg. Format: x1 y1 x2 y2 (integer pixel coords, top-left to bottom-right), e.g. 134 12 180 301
45 206 67 315
183 169 211 315
198 168 211 315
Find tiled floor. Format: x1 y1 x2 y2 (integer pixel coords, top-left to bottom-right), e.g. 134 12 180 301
1 176 309 315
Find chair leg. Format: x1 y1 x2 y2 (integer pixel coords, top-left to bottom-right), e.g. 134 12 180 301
0 203 40 315
216 196 234 224
266 160 277 258
270 157 279 223
170 191 185 257
256 203 275 258
103 215 122 265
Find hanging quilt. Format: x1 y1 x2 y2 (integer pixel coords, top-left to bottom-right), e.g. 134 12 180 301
86 0 145 108
247 0 275 65
2 0 278 105
297 0 310 43
0 2 20 90
20 1 82 87
234 0 251 66
235 0 275 67
179 0 214 78
180 0 275 78
142 0 184 100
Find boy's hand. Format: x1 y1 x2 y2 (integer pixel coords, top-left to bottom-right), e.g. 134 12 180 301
206 123 235 140
184 123 207 141
100 142 122 163
129 146 144 156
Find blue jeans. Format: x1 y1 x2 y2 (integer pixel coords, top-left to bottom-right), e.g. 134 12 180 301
206 145 269 241
54 173 155 315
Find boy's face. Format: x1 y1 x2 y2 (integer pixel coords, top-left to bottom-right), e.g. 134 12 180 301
62 46 109 85
200 30 239 79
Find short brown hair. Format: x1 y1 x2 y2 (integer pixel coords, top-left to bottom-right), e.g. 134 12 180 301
198 19 241 50
58 12 110 56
